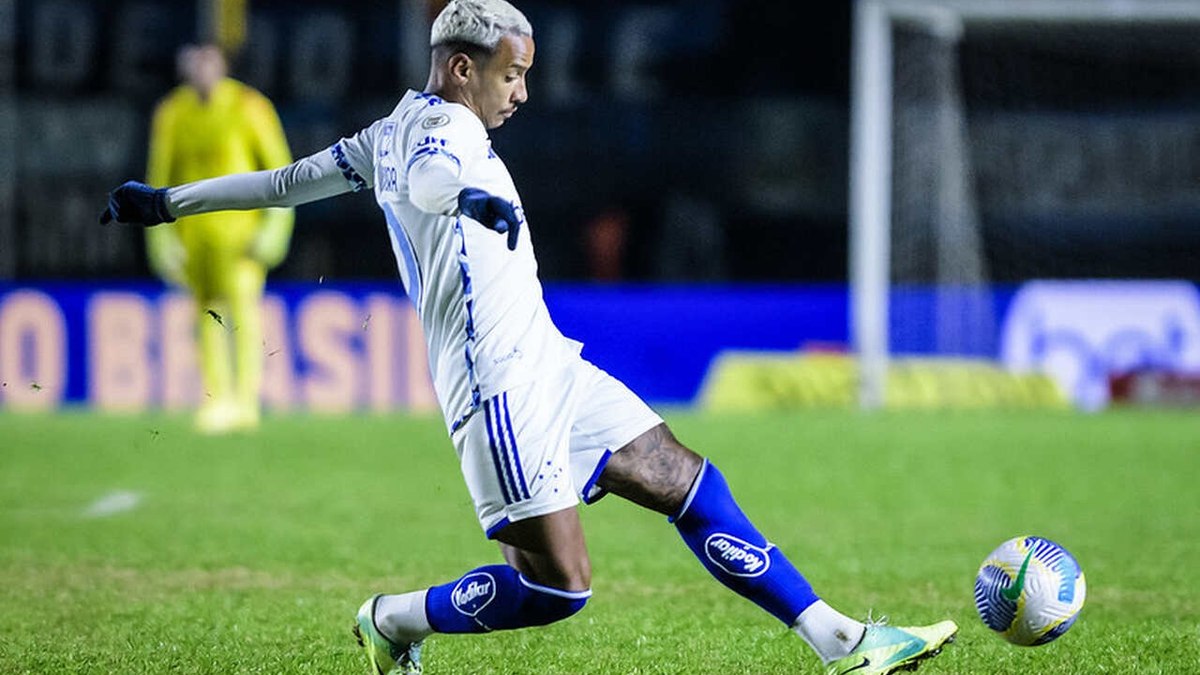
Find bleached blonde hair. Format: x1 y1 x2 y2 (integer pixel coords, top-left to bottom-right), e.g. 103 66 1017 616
430 0 532 50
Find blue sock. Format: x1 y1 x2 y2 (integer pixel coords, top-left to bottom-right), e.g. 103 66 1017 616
424 564 590 633
672 460 819 625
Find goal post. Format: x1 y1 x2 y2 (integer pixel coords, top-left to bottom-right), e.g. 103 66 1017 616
849 0 1200 409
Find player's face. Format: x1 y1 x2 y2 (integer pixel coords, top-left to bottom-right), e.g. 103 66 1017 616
181 45 226 95
470 34 534 129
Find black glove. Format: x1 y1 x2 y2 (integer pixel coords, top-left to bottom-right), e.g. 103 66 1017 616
458 187 521 251
99 181 176 226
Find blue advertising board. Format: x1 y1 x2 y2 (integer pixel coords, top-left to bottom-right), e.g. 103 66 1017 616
0 282 851 410
1 282 1197 411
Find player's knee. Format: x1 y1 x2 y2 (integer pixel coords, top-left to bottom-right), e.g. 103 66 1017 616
562 554 592 591
600 424 704 515
522 557 590 598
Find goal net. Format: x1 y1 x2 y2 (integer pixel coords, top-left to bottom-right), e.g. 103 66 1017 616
850 0 1200 407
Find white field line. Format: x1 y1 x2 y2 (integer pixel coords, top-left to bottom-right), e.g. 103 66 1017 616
82 491 143 518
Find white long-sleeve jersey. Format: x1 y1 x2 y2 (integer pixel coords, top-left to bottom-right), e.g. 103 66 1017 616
168 90 582 432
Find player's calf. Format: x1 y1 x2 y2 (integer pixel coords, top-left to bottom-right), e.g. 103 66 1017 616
600 427 821 623
602 432 868 663
371 563 590 647
671 460 820 624
426 563 590 632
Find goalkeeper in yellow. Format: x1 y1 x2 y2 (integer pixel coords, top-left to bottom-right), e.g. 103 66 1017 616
145 44 293 434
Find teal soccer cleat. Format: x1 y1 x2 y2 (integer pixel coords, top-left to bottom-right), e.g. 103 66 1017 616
825 618 957 675
353 595 424 675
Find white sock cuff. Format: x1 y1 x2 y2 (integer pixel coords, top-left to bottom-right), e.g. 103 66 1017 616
668 458 710 523
376 589 432 644
792 600 866 664
517 575 593 600
793 599 829 627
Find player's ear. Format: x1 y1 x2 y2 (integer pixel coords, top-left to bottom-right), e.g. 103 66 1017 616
448 53 473 84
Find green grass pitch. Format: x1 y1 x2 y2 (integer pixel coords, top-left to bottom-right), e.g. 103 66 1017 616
1 409 1197 673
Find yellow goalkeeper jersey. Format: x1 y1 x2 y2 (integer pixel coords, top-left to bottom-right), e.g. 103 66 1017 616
146 77 293 251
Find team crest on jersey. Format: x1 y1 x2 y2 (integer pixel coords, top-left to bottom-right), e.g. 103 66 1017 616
705 533 771 577
422 113 450 129
451 572 497 616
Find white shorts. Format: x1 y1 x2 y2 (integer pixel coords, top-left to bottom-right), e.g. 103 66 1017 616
452 358 663 539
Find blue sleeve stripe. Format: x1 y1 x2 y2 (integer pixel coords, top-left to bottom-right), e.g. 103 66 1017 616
406 147 461 173
330 142 369 192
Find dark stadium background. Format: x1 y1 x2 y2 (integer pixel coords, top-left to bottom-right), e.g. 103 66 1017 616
7 0 851 283
9 0 1199 285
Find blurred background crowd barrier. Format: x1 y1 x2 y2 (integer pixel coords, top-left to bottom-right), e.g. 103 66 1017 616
2 0 852 283
1 0 1198 413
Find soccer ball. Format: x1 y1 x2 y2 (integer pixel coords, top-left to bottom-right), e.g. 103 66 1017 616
974 536 1086 646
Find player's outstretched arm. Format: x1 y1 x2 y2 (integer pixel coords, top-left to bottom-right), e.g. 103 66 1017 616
99 149 357 227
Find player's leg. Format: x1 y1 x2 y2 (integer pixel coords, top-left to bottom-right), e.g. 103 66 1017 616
371 506 590 638
565 359 955 671
598 425 866 658
357 383 591 673
228 257 267 429
356 506 591 675
494 504 591 592
185 238 238 433
599 424 957 673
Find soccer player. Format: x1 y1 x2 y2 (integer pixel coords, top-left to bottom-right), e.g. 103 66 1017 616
100 2 957 673
145 43 295 434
